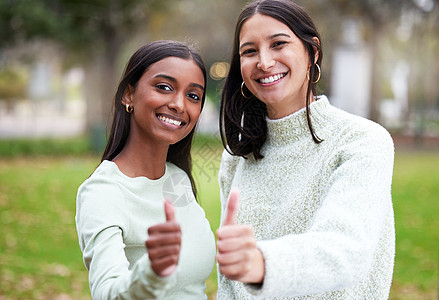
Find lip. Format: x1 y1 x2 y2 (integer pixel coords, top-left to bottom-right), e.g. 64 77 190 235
156 113 187 128
256 72 288 85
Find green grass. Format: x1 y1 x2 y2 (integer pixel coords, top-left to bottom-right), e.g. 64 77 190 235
389 151 439 299
0 147 437 299
0 157 94 299
192 137 223 297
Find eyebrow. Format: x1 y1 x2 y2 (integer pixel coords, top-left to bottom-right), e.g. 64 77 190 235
240 33 292 50
154 74 204 90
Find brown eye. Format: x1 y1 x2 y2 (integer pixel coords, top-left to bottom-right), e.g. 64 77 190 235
156 84 172 91
272 41 287 48
187 93 201 101
241 49 256 56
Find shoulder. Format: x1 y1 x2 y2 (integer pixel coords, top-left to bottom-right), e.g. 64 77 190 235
77 161 122 199
220 148 240 166
75 161 132 252
322 100 394 151
76 160 126 218
219 148 241 176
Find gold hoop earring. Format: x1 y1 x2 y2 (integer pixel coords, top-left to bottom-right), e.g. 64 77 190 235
241 81 252 99
125 103 133 113
313 64 321 83
307 64 321 84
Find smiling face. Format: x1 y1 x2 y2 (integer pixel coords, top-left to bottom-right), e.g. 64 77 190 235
123 56 204 147
239 13 316 119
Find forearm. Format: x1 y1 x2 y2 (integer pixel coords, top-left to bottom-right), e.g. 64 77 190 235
92 255 177 300
85 227 176 299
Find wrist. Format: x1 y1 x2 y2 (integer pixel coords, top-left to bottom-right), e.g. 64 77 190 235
246 248 265 284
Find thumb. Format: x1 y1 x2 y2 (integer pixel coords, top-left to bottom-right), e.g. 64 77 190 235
223 189 239 226
164 200 175 221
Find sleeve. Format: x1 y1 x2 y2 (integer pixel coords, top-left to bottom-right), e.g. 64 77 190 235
245 124 395 297
75 177 177 300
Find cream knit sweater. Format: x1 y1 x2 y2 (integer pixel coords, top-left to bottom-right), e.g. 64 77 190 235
217 96 395 299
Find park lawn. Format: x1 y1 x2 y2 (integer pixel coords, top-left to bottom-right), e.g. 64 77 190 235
0 148 437 299
389 151 439 299
0 157 93 299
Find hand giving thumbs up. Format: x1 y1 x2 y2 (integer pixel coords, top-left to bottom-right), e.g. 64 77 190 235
216 190 265 283
145 200 181 277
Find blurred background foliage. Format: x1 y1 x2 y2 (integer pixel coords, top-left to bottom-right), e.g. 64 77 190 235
0 0 438 299
0 0 438 141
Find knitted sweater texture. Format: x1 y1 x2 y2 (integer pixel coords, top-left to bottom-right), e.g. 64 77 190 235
76 160 216 299
217 96 395 299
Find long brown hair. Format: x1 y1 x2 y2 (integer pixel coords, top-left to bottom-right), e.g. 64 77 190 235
102 40 207 198
220 0 323 159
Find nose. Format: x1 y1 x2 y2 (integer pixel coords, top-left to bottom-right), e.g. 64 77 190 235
257 50 275 71
168 93 185 113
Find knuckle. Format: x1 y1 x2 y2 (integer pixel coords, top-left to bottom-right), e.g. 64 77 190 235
169 221 180 230
229 270 241 280
245 225 254 235
219 265 226 274
147 249 156 258
244 251 251 261
171 255 179 264
175 234 182 244
217 240 225 251
216 229 227 240
150 261 159 270
245 239 256 248
148 225 160 234
244 262 251 273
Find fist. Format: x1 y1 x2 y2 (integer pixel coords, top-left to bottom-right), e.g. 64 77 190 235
145 201 181 277
216 190 265 283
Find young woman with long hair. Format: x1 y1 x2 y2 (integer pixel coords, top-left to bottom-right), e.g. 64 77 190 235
76 40 215 299
216 1 395 299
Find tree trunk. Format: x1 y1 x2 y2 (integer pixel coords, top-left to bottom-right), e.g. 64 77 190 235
369 23 381 122
84 33 121 153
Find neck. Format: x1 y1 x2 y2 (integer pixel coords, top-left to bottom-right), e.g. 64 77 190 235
265 95 329 146
266 92 315 120
113 135 169 180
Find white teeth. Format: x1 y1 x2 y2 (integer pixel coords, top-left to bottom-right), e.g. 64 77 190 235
260 73 285 84
158 115 182 126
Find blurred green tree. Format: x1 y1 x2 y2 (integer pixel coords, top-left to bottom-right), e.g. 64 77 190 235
318 0 436 122
0 68 27 111
0 0 436 138
0 0 173 150
340 0 410 121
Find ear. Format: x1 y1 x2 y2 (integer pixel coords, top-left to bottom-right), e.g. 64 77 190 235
121 85 134 106
312 37 320 64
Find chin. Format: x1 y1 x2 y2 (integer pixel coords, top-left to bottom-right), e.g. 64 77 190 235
257 95 283 105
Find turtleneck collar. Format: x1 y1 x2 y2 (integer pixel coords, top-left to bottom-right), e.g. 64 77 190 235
265 95 331 146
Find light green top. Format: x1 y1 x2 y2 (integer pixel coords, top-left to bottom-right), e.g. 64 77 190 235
76 160 216 299
218 96 395 299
